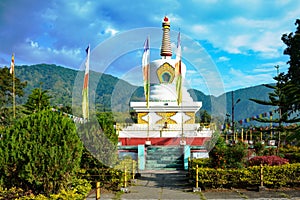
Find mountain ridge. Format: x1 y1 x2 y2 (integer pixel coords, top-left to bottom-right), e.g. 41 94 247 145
9 63 274 121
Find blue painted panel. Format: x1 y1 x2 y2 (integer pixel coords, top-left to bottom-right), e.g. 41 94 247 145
138 145 145 170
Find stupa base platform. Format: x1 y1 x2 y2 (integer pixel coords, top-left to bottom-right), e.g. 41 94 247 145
118 137 209 146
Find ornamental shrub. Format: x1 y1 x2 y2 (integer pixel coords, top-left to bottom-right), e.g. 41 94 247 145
284 152 300 163
248 155 289 166
191 163 300 189
209 137 247 169
0 110 83 195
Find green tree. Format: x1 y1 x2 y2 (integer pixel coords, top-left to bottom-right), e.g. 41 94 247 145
282 19 300 86
23 87 52 114
0 110 83 195
209 137 247 169
249 72 296 152
250 19 300 148
209 137 228 169
280 19 300 117
97 112 118 145
77 113 118 168
199 110 211 123
0 67 26 125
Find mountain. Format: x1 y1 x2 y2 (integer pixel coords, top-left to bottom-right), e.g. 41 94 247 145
189 85 274 121
15 64 138 112
13 64 275 121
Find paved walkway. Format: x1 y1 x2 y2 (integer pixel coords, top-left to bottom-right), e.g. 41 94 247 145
86 170 300 200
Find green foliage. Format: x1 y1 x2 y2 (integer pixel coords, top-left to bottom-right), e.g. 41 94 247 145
0 67 27 126
209 137 247 169
199 110 211 123
191 163 300 189
11 64 280 121
23 87 52 114
282 19 300 86
114 157 138 186
0 178 91 199
96 112 118 145
80 148 121 190
254 141 265 156
190 158 210 168
15 64 137 112
0 110 83 195
77 118 118 168
209 137 227 169
225 142 248 169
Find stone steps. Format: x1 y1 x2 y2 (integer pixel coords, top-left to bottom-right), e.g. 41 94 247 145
145 146 183 170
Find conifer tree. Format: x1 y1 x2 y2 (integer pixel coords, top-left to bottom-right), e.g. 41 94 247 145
0 110 83 195
23 87 52 114
0 67 26 125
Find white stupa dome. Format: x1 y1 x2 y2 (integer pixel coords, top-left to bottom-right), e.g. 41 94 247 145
148 58 193 102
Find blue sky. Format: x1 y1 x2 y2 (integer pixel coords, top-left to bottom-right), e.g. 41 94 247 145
1 0 300 96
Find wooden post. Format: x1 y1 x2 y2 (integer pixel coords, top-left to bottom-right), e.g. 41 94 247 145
124 166 127 188
260 164 263 187
132 159 135 179
96 182 100 200
188 157 191 175
196 164 199 188
241 128 244 142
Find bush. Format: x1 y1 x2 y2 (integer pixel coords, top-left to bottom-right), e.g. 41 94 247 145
0 110 83 195
191 163 300 189
249 155 289 166
209 138 247 169
0 178 92 200
284 152 300 163
190 158 210 168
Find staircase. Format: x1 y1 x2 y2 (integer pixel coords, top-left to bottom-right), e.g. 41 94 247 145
145 146 183 170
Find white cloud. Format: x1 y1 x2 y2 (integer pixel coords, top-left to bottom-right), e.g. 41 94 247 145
217 56 230 62
105 27 119 37
224 68 274 91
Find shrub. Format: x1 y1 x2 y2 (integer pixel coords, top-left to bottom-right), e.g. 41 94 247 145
284 152 300 163
191 163 300 189
190 158 210 168
209 138 247 169
0 110 83 195
249 155 289 166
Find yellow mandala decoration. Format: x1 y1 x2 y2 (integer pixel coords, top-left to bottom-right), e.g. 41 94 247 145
156 112 177 124
156 62 175 84
184 112 195 124
138 112 148 124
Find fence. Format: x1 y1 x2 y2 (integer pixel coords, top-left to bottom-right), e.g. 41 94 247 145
83 159 138 199
188 161 300 189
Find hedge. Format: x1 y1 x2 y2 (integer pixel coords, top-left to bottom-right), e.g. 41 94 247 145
191 163 300 188
249 155 289 166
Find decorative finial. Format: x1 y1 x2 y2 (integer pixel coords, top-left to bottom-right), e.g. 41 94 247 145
160 16 172 57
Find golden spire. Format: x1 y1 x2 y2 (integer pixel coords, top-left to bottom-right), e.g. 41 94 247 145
160 16 172 57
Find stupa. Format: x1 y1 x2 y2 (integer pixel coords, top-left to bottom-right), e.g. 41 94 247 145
117 17 213 170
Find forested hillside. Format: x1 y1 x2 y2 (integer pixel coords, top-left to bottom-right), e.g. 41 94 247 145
11 64 275 121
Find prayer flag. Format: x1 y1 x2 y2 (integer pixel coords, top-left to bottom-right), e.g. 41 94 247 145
82 45 90 120
10 54 14 74
142 37 150 107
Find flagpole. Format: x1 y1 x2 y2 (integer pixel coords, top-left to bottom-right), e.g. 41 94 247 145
147 36 150 141
13 68 15 118
10 53 16 118
143 36 150 141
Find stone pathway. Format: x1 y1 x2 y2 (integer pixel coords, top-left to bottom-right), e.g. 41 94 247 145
86 170 300 200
